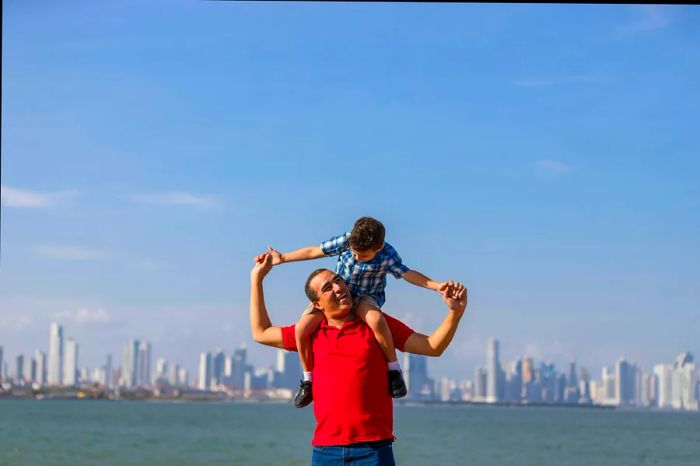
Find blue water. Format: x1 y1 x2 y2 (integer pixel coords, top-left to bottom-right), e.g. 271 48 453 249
1 400 699 465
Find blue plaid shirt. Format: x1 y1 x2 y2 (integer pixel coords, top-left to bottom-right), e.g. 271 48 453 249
320 232 409 307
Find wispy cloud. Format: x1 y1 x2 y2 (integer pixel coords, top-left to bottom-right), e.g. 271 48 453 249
619 5 673 34
34 244 108 261
127 191 220 209
523 340 573 362
1 185 78 208
0 315 33 332
536 159 573 174
53 308 115 325
514 73 608 88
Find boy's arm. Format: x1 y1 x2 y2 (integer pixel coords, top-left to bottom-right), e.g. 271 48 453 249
402 269 445 293
265 245 326 266
249 253 286 349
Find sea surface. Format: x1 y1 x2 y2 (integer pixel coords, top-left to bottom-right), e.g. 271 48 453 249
1 400 699 466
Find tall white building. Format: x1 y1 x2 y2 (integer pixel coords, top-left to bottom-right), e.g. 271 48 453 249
48 322 64 386
64 339 79 386
154 358 168 384
486 338 500 403
34 350 47 385
137 341 152 387
654 364 673 408
671 353 698 410
121 340 140 388
199 352 212 390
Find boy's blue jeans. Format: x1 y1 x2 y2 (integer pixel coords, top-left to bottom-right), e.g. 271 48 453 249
311 439 395 466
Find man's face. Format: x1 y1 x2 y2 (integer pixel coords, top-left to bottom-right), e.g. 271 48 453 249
350 244 383 263
310 270 354 319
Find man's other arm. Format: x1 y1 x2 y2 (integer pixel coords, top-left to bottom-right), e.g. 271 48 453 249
403 282 468 357
249 253 286 349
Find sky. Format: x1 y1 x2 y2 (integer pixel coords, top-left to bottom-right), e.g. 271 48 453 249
1 2 698 381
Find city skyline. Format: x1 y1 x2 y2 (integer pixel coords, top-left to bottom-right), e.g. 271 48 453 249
2 322 697 412
1 3 698 381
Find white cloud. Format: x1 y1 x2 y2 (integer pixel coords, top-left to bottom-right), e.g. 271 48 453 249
619 5 672 34
127 191 220 209
1 185 78 208
523 340 573 362
34 244 108 261
0 315 33 332
53 308 114 324
536 159 573 173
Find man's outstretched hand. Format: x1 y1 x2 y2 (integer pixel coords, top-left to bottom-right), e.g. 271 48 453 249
251 252 273 281
440 281 467 314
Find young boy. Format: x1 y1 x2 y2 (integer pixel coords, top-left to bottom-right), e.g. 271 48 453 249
265 216 449 408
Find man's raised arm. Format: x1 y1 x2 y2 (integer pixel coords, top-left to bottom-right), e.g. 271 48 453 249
404 282 468 357
249 253 286 349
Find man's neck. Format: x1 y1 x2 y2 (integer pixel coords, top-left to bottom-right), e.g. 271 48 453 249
325 312 357 329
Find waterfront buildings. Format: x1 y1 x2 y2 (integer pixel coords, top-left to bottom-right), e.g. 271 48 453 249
48 322 63 386
64 339 79 386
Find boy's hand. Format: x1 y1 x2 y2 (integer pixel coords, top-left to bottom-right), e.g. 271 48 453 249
436 281 450 295
266 246 284 265
254 246 284 266
443 282 467 314
438 281 464 300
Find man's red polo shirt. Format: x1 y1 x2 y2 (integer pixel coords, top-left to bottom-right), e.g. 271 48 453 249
281 313 414 446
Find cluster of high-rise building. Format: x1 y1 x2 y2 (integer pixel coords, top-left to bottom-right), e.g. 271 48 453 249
449 338 699 411
1 326 698 411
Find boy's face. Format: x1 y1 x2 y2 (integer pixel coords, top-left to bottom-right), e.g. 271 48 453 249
350 244 384 263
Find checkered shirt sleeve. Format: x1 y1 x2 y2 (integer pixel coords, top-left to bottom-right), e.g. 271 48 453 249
382 244 409 279
320 232 351 257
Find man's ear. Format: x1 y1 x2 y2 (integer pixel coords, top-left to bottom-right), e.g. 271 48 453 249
312 299 322 310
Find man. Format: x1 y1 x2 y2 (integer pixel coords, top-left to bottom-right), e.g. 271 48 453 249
249 253 467 465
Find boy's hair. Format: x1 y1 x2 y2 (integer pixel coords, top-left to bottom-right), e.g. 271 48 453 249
349 217 385 251
305 268 328 302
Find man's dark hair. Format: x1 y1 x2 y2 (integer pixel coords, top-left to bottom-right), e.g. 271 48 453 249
348 217 385 251
305 268 329 302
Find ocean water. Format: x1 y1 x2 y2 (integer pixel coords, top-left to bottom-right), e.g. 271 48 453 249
1 400 699 466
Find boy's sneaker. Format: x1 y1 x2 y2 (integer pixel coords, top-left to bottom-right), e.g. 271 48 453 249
294 380 313 408
388 370 407 398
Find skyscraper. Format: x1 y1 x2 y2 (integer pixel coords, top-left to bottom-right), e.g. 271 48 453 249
212 349 226 387
275 348 301 390
154 358 168 384
404 353 433 400
232 347 247 389
35 350 47 385
16 354 25 383
474 367 487 401
48 322 64 386
105 354 113 388
138 341 152 387
121 340 140 388
486 338 500 403
64 339 79 386
615 357 635 406
199 352 212 390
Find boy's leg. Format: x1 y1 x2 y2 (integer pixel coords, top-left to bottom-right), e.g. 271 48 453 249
293 304 324 408
355 298 398 364
355 296 407 398
295 306 324 374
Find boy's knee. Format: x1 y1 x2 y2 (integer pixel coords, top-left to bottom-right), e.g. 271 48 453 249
364 310 385 330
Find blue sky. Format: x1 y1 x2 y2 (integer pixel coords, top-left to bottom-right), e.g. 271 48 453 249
1 2 698 380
